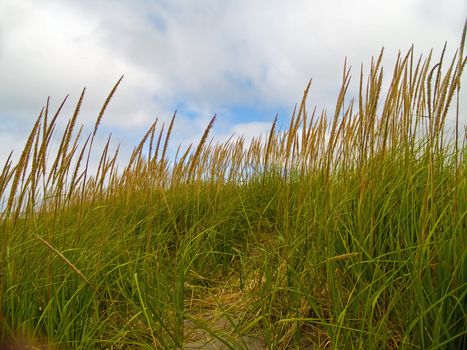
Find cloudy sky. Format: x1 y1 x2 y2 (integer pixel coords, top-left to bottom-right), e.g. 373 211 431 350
0 0 466 166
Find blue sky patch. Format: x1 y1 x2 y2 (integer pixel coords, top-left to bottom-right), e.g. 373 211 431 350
224 104 291 129
147 13 167 33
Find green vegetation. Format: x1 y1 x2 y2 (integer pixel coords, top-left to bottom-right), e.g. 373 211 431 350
1 29 466 349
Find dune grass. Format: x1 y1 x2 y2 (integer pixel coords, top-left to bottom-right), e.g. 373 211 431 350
1 27 466 349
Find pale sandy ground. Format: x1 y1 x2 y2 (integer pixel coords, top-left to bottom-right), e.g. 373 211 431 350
183 312 265 350
182 311 318 349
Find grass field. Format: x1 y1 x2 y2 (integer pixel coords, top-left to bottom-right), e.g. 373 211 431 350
0 27 466 349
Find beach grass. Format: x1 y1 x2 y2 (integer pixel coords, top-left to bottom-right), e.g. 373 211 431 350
0 26 466 349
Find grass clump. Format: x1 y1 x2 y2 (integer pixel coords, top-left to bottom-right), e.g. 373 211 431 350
0 25 466 349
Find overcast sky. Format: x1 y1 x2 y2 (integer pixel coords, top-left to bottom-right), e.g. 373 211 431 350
0 0 466 167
